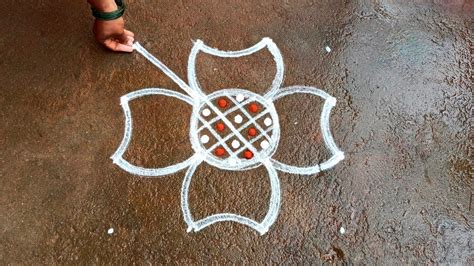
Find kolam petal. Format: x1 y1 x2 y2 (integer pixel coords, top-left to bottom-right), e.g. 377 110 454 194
187 38 284 98
270 86 344 175
111 88 197 176
181 159 280 235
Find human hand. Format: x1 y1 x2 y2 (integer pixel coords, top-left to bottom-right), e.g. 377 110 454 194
93 17 134 52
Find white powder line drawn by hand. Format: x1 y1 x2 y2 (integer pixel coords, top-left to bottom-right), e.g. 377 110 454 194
111 38 344 235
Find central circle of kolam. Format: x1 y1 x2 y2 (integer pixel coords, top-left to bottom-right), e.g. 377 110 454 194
190 89 280 171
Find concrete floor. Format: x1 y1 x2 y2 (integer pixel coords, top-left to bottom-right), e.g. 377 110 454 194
1 0 473 264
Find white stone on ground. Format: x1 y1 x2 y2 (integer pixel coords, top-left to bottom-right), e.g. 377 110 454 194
236 94 245 102
202 108 211 117
231 139 240 149
264 117 272 126
200 135 210 144
234 114 243 124
260 140 270 149
339 226 345 234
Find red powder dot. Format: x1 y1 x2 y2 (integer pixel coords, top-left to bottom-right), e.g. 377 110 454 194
215 123 225 132
248 128 257 137
215 147 226 156
217 98 228 108
243 150 253 159
248 103 259 113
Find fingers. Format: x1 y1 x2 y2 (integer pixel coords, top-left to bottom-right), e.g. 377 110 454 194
97 25 135 53
103 29 134 52
104 39 134 53
116 30 134 45
124 29 135 37
125 36 134 46
116 33 130 45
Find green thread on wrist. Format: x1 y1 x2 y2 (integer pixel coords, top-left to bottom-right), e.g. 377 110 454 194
92 0 126 21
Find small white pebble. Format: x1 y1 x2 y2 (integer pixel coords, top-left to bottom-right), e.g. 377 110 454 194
264 117 272 126
200 135 210 144
107 228 114 235
294 121 298 125
339 226 345 234
260 140 270 149
236 94 245 102
234 114 243 124
231 139 240 149
325 46 331 53
202 108 211 117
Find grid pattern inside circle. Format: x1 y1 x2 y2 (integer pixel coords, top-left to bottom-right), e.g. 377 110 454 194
196 94 275 161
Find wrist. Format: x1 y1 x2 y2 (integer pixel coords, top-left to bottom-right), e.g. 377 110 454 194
90 0 126 21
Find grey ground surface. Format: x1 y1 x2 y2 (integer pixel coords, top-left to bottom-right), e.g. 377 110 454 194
1 0 473 264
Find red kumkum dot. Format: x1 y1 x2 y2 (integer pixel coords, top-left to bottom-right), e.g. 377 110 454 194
243 150 254 159
248 128 257 137
215 147 226 157
217 98 228 108
248 103 259 113
215 123 225 132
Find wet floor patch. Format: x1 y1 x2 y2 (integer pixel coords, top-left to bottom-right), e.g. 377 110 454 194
0 0 472 264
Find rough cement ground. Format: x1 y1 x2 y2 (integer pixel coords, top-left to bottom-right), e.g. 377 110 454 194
0 0 473 264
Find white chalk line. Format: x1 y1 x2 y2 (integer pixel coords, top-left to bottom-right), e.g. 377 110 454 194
232 127 273 157
227 95 273 143
196 97 254 133
190 90 280 172
134 42 281 169
196 115 236 158
133 42 203 100
203 109 271 153
208 89 280 167
197 93 274 161
112 39 344 235
200 97 264 163
201 125 274 166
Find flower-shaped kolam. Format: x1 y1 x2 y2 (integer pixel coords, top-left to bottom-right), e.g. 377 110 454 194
112 38 344 235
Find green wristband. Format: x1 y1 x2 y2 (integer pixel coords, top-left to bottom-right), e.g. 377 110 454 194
91 0 126 21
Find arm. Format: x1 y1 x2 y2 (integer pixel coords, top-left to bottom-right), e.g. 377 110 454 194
88 0 135 52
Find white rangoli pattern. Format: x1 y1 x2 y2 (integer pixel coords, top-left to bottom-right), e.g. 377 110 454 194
111 38 344 235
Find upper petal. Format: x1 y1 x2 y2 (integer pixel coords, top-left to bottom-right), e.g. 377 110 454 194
111 88 196 176
187 38 284 97
270 86 344 175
